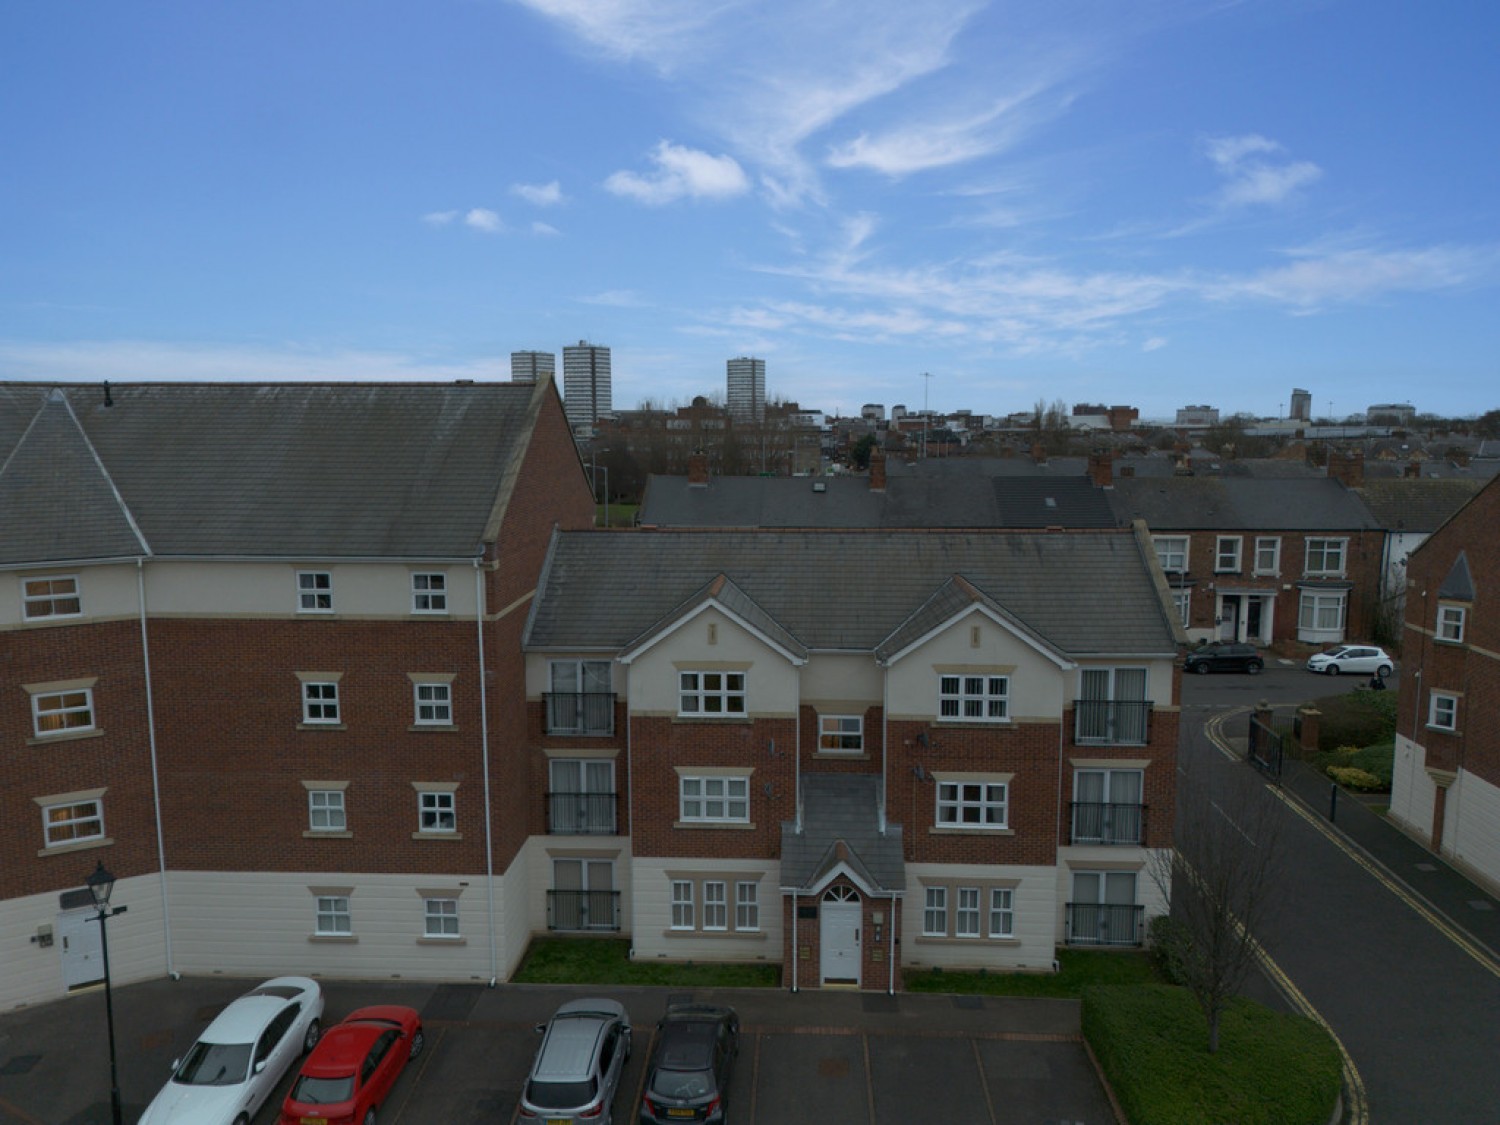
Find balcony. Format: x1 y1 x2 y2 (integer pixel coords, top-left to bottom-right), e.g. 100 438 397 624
1064 903 1145 946
544 692 616 736
547 889 621 932
1073 699 1152 745
546 791 618 836
1069 801 1147 846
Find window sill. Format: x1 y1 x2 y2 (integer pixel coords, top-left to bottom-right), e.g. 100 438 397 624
674 821 756 830
673 716 752 724
931 719 1011 729
813 750 869 760
662 928 767 941
26 728 104 747
309 934 358 944
417 936 468 946
1425 725 1459 735
412 830 463 841
409 724 460 733
298 723 348 732
303 830 353 839
912 934 1019 946
37 836 113 858
928 826 1014 836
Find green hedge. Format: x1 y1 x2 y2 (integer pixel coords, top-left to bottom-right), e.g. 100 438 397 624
1313 690 1397 752
1082 985 1341 1125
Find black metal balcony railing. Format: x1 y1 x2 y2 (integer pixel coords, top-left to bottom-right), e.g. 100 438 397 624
546 792 618 836
1073 699 1152 745
544 692 616 735
1064 903 1145 946
547 889 621 932
1069 802 1147 846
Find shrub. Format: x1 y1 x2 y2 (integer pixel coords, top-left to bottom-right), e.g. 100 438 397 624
1327 765 1383 791
1315 690 1397 752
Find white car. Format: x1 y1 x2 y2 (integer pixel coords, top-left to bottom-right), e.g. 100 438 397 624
1306 645 1394 677
139 976 324 1125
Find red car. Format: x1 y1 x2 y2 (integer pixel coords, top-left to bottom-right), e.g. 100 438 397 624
279 1005 424 1125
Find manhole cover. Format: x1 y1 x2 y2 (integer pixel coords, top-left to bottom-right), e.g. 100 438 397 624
0 1054 40 1075
817 1056 849 1078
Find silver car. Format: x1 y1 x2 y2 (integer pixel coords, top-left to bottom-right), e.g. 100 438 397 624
1306 645 1393 677
519 998 632 1124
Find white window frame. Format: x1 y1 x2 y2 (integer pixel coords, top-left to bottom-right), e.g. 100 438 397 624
1436 604 1466 644
1304 538 1347 577
1253 537 1281 576
671 880 695 930
955 887 981 938
308 789 346 832
297 570 334 613
1298 590 1347 635
32 688 95 738
818 714 864 753
412 572 448 614
703 881 728 931
41 797 104 848
989 888 1015 938
735 882 760 931
1170 589 1191 626
678 670 746 716
419 791 456 833
22 575 82 620
679 775 750 823
423 897 460 938
316 895 352 936
936 780 1009 829
938 674 1009 722
414 682 453 726
1429 693 1458 732
923 886 948 936
302 681 341 724
1215 536 1242 573
1153 536 1188 573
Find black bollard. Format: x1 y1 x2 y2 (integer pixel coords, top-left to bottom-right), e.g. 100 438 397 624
1329 782 1338 823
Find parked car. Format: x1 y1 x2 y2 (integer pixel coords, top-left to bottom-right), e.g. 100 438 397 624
519 998 632 1124
1306 645 1393 677
139 976 324 1125
1185 642 1264 675
279 1005 424 1125
639 1004 740 1124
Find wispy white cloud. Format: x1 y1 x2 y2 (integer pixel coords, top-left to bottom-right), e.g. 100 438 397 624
509 0 739 73
531 221 561 237
579 289 650 307
512 180 565 206
1204 133 1321 208
605 140 750 204
465 208 504 233
422 210 459 225
1211 244 1498 310
1142 336 1168 352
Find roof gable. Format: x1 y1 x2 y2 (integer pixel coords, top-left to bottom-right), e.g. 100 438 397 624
618 573 808 665
1438 550 1474 601
874 575 1072 668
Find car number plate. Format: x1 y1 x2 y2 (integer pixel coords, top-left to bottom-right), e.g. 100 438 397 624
546 1119 572 1125
667 1110 696 1119
301 1118 329 1125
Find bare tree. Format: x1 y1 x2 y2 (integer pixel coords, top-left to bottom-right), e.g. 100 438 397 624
1149 748 1287 1053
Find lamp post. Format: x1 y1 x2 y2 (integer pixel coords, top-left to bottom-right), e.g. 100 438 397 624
86 861 128 1125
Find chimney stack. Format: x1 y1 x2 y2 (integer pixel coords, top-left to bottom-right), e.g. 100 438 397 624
1327 448 1365 488
1087 450 1113 488
688 451 710 488
869 445 887 491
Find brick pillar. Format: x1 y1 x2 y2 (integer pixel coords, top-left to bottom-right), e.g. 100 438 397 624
1297 705 1321 754
688 451 709 487
869 446 887 491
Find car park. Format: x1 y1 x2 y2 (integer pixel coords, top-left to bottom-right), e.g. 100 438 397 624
279 1004 423 1125
1184 642 1264 675
639 1003 740 1124
519 998 633 1124
139 976 324 1125
1306 645 1393 677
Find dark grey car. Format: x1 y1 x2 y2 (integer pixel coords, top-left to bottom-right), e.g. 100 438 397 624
1184 642 1264 675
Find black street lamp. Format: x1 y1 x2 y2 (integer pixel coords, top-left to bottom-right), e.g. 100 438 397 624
85 861 128 1125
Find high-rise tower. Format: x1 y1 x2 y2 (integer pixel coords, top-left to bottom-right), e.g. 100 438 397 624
726 356 766 423
511 350 554 384
563 340 612 432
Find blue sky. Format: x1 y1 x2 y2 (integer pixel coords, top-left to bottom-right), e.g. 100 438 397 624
2 1 1496 422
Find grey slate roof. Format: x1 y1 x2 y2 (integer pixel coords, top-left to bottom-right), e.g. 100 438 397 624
1106 476 1381 532
0 381 550 564
1355 478 1484 533
1438 551 1475 601
637 472 1118 529
526 529 1179 658
780 774 905 893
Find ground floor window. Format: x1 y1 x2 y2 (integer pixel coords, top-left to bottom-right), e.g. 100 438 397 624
668 874 763 935
921 881 1017 940
1297 589 1347 642
1067 870 1141 946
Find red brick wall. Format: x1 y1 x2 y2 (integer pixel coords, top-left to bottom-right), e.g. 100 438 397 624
779 877 903 991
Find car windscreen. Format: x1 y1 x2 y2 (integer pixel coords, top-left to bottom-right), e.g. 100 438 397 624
291 1073 356 1104
650 1067 716 1100
173 1040 253 1086
527 1078 597 1109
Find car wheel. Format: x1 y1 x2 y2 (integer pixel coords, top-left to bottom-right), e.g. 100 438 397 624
1247 661 1262 674
234 1116 249 1125
409 1029 425 1060
363 1109 377 1125
1325 663 1340 675
303 1018 322 1054
1192 663 1209 675
1377 664 1392 678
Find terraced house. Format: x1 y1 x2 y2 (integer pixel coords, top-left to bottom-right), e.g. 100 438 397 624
522 528 1182 988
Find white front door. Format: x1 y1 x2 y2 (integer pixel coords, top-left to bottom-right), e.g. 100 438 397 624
820 890 861 985
58 909 103 989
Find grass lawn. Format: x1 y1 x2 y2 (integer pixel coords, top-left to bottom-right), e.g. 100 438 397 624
513 936 780 988
905 948 1158 998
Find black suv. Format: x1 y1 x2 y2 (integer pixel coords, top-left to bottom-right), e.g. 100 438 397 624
1185 642 1264 675
639 1004 739 1124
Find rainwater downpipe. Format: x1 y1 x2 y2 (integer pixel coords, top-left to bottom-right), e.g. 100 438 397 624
138 559 176 978
791 890 798 993
475 559 498 986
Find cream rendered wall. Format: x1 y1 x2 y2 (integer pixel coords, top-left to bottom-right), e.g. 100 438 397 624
800 653 882 710
886 612 1065 721
0 874 167 1010
1054 847 1171 943
901 864 1059 972
1441 768 1500 897
1 562 142 628
142 561 480 618
167 871 498 983
520 834 634 938
1389 734 1436 841
1069 659 1175 707
526 653 629 699
628 856 780 966
626 607 801 716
